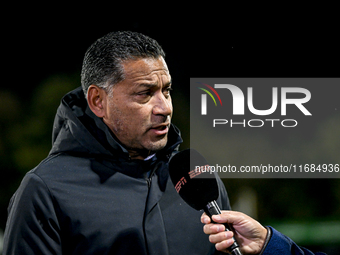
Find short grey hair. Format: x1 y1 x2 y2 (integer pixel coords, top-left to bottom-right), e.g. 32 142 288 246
80 31 166 96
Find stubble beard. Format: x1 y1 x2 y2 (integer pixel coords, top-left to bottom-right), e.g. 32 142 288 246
105 107 169 154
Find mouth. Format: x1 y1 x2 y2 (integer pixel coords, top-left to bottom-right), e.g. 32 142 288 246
149 123 170 136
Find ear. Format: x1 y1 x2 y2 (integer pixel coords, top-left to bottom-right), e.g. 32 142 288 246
87 85 107 118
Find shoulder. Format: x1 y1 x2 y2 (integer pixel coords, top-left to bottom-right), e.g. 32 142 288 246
12 171 50 201
20 153 96 199
7 171 55 223
4 171 63 254
31 153 92 181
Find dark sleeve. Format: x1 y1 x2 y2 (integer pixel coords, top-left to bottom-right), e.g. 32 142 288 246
3 172 62 255
262 226 327 255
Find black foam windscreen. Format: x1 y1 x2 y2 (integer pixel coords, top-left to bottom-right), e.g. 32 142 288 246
169 149 219 210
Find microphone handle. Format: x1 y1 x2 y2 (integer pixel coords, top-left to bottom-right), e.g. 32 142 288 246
204 201 243 255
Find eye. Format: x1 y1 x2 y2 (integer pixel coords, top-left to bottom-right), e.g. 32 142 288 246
163 87 173 98
137 90 152 97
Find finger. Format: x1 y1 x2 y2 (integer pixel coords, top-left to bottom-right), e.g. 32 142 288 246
209 230 234 244
215 238 235 252
203 223 225 235
201 213 211 224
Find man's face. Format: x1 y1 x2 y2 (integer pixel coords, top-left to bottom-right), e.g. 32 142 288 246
103 57 173 158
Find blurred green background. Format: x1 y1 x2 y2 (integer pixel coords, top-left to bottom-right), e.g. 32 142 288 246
1 14 340 254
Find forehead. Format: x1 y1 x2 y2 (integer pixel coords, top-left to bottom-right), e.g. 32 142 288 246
122 57 171 83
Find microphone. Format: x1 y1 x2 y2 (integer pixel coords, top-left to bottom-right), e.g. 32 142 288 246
169 149 242 255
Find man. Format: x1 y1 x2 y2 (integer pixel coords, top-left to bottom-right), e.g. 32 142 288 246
3 31 230 254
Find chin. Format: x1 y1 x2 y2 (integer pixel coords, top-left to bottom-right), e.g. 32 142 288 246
145 137 168 152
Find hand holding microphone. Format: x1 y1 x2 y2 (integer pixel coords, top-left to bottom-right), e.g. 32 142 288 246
201 210 268 254
169 150 327 255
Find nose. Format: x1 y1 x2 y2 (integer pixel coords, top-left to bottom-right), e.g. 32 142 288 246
152 91 172 118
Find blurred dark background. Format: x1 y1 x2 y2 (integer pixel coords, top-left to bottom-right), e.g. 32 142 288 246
1 10 339 254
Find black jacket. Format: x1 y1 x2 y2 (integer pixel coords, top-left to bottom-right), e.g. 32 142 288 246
3 87 231 255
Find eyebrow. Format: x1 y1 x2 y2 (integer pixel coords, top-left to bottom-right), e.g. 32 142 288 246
137 79 172 88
